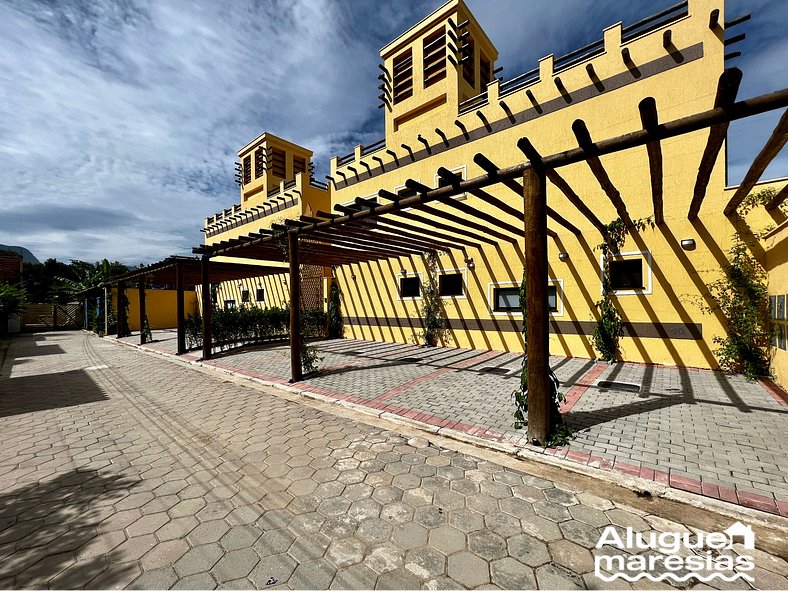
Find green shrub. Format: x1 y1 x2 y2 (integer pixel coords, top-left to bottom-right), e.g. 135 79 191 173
327 280 344 339
418 253 447 346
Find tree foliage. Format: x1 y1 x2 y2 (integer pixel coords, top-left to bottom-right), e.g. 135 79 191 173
418 253 447 346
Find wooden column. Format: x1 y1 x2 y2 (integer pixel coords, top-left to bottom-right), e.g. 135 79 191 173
138 280 147 345
523 167 551 445
289 231 303 383
104 287 109 335
176 262 186 355
117 281 127 339
201 256 212 360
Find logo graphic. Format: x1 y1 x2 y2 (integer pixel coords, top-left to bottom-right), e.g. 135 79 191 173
594 521 755 583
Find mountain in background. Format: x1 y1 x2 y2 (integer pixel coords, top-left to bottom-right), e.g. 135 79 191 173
0 244 39 264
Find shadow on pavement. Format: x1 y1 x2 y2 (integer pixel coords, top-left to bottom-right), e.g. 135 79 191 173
0 369 108 418
0 470 140 588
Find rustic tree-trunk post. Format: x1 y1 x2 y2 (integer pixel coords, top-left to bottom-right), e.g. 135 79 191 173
104 286 109 335
117 281 127 339
176 261 186 355
524 166 551 445
201 256 212 360
138 280 147 345
289 231 303 383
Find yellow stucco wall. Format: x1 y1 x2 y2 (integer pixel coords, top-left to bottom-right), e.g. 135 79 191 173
765 214 788 388
113 289 198 331
198 0 787 371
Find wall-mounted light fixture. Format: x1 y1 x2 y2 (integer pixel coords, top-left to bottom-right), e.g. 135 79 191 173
680 238 696 250
465 257 475 271
351 272 357 280
558 252 570 261
400 269 407 276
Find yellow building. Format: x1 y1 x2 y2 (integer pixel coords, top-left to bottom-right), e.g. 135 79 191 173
200 0 788 377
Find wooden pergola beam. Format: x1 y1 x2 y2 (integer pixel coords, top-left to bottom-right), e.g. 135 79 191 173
638 97 664 224
572 119 634 228
724 108 788 215
473 155 581 235
436 167 522 220
765 183 788 211
517 138 607 236
308 224 429 257
689 69 743 220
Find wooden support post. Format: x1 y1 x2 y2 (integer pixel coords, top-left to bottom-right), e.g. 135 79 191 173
523 167 551 446
201 256 212 360
289 231 303 383
639 98 664 224
117 281 127 339
724 108 788 216
104 286 109 335
690 69 742 220
176 261 186 355
138 280 146 345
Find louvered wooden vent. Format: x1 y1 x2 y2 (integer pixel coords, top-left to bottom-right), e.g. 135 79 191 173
242 155 251 185
271 147 286 178
462 37 475 86
293 155 306 176
423 27 446 88
392 48 413 104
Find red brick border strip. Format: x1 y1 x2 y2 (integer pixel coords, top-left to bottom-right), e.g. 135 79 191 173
759 378 788 407
560 362 607 414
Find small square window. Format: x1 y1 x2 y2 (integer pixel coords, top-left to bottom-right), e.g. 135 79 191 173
771 296 778 320
224 299 236 310
779 295 786 320
439 273 463 297
256 288 265 302
609 259 643 290
241 290 250 303
400 276 420 298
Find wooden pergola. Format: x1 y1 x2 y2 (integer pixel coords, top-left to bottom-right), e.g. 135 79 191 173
108 256 287 354
194 70 788 444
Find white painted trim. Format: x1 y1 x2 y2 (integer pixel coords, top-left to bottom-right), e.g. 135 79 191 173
599 250 653 296
438 267 467 300
487 279 564 317
396 271 425 301
434 165 468 200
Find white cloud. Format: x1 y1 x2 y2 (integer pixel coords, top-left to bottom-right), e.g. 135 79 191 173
0 0 785 264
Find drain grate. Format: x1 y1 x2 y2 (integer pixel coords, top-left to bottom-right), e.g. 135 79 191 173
399 357 423 363
479 367 511 375
597 380 641 393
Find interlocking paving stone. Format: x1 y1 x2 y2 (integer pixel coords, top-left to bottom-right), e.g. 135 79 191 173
1 331 786 590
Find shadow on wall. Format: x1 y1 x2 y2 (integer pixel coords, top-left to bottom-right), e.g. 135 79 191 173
0 470 141 588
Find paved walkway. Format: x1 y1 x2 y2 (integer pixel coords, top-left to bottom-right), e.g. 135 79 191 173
1 331 787 590
123 330 788 515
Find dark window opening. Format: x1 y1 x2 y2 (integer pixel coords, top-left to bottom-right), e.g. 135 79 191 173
241 290 250 303
439 273 463 297
609 259 644 290
400 276 420 298
256 288 265 302
271 147 286 178
423 27 446 87
393 48 413 104
224 299 236 310
494 285 557 312
242 155 251 185
437 168 464 188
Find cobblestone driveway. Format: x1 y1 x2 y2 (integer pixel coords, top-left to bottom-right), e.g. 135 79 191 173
1 332 786 589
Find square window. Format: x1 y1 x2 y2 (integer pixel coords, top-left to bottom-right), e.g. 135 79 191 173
439 273 463 297
609 259 643 290
400 276 420 298
224 299 236 310
493 287 519 311
256 288 265 302
241 290 250 303
771 295 778 320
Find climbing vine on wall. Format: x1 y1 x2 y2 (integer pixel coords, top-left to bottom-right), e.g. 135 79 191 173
703 237 770 380
592 217 653 361
418 252 447 346
327 277 344 339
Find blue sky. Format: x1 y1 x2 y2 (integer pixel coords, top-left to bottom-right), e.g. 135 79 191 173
0 0 786 264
